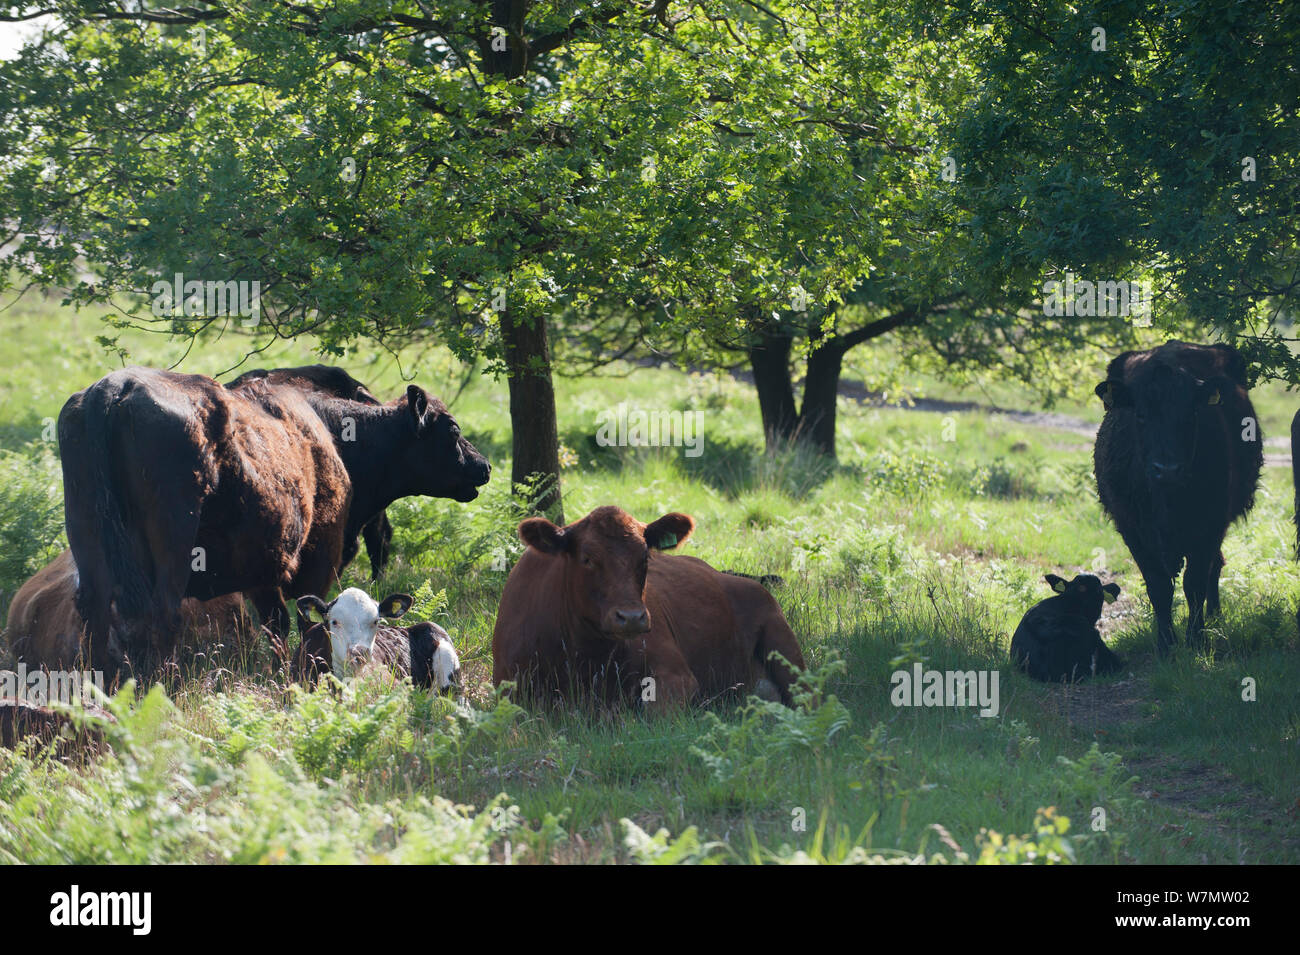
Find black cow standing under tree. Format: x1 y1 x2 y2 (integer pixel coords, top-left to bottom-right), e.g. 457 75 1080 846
1093 341 1262 653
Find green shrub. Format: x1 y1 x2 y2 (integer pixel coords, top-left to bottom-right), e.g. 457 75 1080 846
0 445 64 613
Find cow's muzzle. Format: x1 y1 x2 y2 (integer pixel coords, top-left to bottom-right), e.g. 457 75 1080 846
604 607 650 637
1148 460 1185 485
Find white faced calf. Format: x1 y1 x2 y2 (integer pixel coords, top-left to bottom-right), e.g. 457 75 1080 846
292 588 461 693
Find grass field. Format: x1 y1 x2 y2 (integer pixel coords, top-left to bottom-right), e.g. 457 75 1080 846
1 289 1298 864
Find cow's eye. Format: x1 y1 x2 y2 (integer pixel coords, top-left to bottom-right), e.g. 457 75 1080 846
581 555 593 568
330 620 338 628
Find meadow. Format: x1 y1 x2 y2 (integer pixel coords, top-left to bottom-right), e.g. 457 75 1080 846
1 289 1297 864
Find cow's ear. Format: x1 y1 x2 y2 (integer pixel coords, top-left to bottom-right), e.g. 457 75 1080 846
1045 574 1068 593
296 595 329 623
378 593 413 619
1094 380 1131 411
407 385 430 428
519 518 568 554
1102 583 1120 603
645 513 695 551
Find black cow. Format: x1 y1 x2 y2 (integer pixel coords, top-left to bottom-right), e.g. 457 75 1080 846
58 367 489 677
1093 341 1262 652
226 365 393 578
1010 574 1124 682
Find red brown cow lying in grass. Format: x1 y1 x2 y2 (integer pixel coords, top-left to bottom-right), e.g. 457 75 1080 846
491 505 805 710
291 588 461 693
0 696 114 757
3 549 249 671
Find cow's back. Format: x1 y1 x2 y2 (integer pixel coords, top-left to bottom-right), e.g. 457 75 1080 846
189 377 351 596
643 555 752 693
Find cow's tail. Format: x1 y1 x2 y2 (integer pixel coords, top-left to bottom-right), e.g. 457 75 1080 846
59 379 152 661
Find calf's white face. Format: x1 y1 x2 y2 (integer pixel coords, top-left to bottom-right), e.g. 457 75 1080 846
298 588 414 678
326 588 384 676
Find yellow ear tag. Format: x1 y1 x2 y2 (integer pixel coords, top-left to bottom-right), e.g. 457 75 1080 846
1207 389 1221 405
384 601 399 616
1103 590 1117 604
1052 579 1068 593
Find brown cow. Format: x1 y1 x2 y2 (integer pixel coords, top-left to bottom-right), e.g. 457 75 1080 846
3 549 249 671
491 505 805 709
58 368 353 677
0 696 114 757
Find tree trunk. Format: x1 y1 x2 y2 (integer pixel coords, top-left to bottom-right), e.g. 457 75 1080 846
798 337 846 459
748 329 799 452
501 309 564 523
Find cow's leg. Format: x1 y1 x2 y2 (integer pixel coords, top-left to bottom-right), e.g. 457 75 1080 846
1206 549 1225 619
129 480 205 680
362 513 393 580
640 639 699 711
286 541 343 634
1183 545 1218 649
1124 534 1177 654
81 584 119 681
252 589 291 648
755 617 806 706
147 544 193 675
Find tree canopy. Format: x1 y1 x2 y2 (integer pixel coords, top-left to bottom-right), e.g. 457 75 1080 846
2 0 1296 504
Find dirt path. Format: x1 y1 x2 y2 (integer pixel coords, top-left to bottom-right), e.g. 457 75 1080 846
1047 675 1300 862
693 359 1296 467
833 375 1295 468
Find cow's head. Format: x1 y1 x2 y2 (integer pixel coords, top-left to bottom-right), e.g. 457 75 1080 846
297 588 413 676
1094 355 1235 489
398 386 491 502
1045 573 1119 622
517 505 695 638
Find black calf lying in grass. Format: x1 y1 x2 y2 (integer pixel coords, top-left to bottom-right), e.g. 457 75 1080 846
1010 574 1125 682
291 588 461 694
